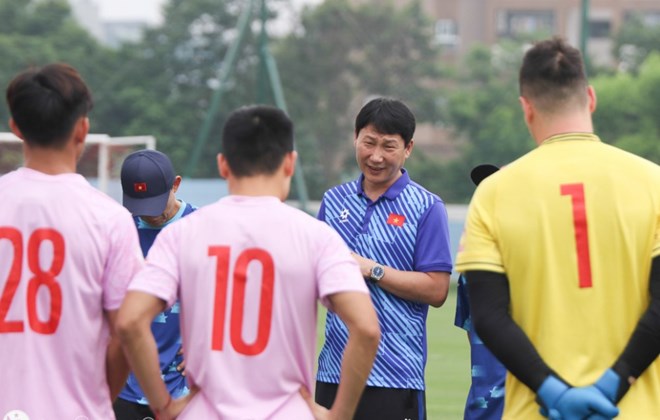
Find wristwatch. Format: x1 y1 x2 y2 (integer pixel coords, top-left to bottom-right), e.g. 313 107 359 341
369 264 385 282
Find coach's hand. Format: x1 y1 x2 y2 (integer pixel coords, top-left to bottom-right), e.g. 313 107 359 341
176 346 186 376
537 375 619 419
349 251 372 279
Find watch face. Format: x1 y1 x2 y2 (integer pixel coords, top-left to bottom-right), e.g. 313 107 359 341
371 265 385 281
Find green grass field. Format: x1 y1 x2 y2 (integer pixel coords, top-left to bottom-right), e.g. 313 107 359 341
317 282 471 419
425 282 471 419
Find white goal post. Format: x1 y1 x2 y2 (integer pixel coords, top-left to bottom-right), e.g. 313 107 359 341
0 132 156 194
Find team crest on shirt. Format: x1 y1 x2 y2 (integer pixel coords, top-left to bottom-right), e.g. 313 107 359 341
386 213 406 227
339 208 350 223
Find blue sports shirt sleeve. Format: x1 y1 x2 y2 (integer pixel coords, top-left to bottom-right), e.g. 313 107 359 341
414 200 453 273
454 275 471 331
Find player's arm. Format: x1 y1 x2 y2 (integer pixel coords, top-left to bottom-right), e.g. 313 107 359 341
117 291 195 418
105 309 130 400
102 212 145 401
465 270 553 389
352 252 449 307
591 257 660 403
326 290 381 419
466 270 619 418
351 201 452 307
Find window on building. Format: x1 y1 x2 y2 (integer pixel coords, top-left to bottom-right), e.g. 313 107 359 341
435 19 459 46
497 10 555 38
589 20 611 38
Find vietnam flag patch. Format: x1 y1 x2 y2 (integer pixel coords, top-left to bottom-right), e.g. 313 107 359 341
134 182 147 193
387 213 406 227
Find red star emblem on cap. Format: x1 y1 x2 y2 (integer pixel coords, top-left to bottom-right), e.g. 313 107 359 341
134 182 147 193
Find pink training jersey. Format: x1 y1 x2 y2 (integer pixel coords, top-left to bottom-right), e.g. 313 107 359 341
129 195 369 419
0 168 143 420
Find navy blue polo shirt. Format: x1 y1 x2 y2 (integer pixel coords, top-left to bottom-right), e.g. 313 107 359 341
316 169 452 390
119 201 196 404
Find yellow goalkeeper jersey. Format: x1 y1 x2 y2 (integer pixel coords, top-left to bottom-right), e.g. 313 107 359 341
456 133 660 419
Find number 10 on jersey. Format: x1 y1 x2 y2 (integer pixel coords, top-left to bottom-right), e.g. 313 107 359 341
208 246 275 356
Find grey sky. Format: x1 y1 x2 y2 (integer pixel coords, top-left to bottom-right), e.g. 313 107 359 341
95 0 165 23
94 0 322 25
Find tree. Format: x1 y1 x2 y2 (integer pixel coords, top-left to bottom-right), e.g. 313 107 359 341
424 41 532 202
273 0 442 197
593 52 660 162
613 13 660 73
0 0 116 133
92 0 268 177
427 41 660 203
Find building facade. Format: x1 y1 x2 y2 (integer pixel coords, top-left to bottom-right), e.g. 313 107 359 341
356 0 660 67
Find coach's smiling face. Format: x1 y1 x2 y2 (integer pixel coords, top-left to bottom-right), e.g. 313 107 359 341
355 124 413 199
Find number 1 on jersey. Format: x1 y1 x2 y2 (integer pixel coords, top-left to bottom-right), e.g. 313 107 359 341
560 183 592 288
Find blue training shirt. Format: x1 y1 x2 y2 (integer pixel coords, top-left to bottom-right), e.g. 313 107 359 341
316 169 452 390
118 200 197 404
455 274 506 419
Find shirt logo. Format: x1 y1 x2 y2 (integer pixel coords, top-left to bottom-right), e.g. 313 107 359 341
339 208 350 223
134 182 147 193
387 213 406 227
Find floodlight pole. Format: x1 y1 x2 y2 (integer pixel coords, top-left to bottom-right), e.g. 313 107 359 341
257 0 310 212
185 0 255 177
257 0 269 103
186 0 309 212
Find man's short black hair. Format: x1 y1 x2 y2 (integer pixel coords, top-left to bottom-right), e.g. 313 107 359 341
222 105 294 177
355 97 415 146
519 37 588 113
6 63 93 148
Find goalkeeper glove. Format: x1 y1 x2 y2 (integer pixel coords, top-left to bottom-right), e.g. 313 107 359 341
592 368 626 403
537 375 619 419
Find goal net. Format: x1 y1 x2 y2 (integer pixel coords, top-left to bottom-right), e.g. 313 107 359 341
0 132 156 203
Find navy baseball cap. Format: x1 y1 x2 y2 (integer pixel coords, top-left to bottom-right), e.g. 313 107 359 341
121 150 175 216
470 164 499 186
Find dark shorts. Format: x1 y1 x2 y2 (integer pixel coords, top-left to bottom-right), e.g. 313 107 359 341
113 398 155 420
315 381 426 420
